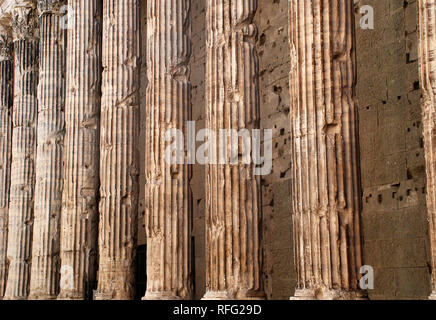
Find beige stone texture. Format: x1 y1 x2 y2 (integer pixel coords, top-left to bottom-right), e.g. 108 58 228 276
4 0 39 300
418 0 436 300
288 0 365 300
29 0 66 300
0 0 432 301
203 0 265 300
0 23 12 299
356 0 432 300
58 0 101 300
94 0 140 300
143 0 193 300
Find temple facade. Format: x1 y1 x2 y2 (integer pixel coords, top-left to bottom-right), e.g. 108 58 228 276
0 0 434 300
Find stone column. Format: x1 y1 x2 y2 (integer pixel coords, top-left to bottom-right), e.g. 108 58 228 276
0 24 13 299
4 1 39 300
29 0 66 300
418 0 436 300
58 0 102 300
142 0 193 300
144 0 193 299
288 0 365 300
203 0 265 300
94 0 140 300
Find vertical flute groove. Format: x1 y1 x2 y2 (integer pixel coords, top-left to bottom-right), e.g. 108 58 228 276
288 0 365 300
143 0 193 300
4 1 39 300
0 25 12 299
58 0 102 300
95 0 140 300
418 0 436 300
204 0 264 300
29 0 66 300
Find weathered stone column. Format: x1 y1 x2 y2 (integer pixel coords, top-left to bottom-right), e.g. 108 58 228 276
0 24 13 299
143 0 193 300
4 1 39 300
144 0 193 299
288 0 365 300
94 0 140 300
58 0 102 300
29 0 66 300
418 0 436 300
203 0 265 300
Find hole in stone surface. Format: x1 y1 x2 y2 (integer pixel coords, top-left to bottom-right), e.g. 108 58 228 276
378 194 383 204
407 169 413 179
273 85 282 94
259 33 266 46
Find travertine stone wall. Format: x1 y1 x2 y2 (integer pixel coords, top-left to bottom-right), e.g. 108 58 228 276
59 0 101 300
137 0 147 250
0 24 12 298
143 0 193 300
95 0 140 300
29 0 66 300
356 0 432 299
190 0 206 300
4 1 39 300
254 0 294 300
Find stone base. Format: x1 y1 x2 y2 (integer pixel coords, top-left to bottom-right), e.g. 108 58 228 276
142 292 183 300
202 291 234 300
93 292 115 300
291 288 368 300
94 289 134 300
2 295 28 301
28 294 57 300
57 291 85 300
429 291 436 300
202 291 265 300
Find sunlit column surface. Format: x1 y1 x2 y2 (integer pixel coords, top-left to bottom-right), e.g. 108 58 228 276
288 0 366 300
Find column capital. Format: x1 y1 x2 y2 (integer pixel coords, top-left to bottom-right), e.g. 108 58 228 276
0 24 12 62
11 1 38 41
37 0 66 16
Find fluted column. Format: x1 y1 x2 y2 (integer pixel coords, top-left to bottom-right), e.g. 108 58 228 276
203 0 264 300
143 0 193 300
0 25 13 299
288 0 365 300
418 0 436 300
58 0 102 300
4 1 39 300
29 0 66 300
94 0 139 300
